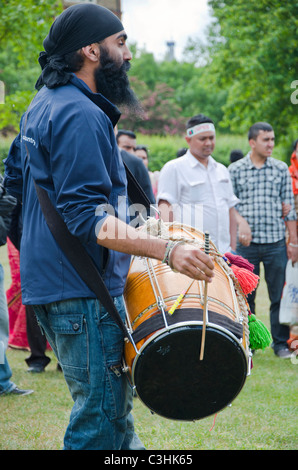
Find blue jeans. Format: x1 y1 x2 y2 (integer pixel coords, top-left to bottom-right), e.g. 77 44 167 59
33 296 144 450
236 239 289 352
0 263 17 394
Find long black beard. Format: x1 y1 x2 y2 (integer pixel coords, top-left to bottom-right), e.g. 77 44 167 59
95 46 142 113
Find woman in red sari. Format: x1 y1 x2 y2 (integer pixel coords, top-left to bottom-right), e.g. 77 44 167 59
6 237 29 350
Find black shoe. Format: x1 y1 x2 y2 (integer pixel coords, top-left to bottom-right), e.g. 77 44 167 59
7 387 34 396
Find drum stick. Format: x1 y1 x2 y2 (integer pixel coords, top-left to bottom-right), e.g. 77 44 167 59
200 232 210 360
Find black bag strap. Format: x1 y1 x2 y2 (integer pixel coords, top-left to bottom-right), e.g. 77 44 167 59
123 161 152 209
33 181 131 339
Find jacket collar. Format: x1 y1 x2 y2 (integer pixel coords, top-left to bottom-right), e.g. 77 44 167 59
70 74 121 127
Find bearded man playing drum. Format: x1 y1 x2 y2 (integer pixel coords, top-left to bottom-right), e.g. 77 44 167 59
4 4 214 451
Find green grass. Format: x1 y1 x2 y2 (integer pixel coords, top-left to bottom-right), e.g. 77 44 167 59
0 244 297 450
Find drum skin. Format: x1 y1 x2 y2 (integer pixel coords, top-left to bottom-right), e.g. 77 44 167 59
123 224 248 421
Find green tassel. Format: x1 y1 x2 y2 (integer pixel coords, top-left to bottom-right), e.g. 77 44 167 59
248 314 272 350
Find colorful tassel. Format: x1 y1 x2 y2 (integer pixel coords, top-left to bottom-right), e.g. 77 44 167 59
230 264 259 295
224 252 254 272
248 314 272 350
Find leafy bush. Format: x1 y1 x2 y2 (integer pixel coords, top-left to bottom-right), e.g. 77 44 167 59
135 133 250 171
0 139 13 175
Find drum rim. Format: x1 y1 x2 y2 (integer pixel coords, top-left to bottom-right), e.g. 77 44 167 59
130 320 248 383
130 321 248 421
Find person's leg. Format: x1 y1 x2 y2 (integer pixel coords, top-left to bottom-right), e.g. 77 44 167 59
261 240 289 354
25 305 50 372
0 263 33 395
33 296 144 450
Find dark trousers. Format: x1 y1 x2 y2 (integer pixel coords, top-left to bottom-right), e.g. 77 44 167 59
25 305 50 368
236 239 289 353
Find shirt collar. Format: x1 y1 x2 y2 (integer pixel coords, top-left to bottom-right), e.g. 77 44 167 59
246 151 273 168
186 150 217 169
69 74 121 127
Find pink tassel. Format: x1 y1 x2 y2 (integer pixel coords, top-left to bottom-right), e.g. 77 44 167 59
230 264 259 295
224 252 254 272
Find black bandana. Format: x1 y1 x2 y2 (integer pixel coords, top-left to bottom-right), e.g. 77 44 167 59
35 3 124 90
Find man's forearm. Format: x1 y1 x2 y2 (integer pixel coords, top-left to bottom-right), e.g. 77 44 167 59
286 220 298 244
96 215 215 282
97 215 167 261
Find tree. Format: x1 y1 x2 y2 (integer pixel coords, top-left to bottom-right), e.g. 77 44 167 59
119 77 186 135
203 0 298 153
0 0 63 132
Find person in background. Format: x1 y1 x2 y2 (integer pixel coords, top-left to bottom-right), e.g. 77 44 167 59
157 113 239 254
135 145 159 198
289 138 298 225
176 147 187 158
229 149 244 163
0 174 33 396
116 129 155 205
229 122 298 359
287 138 298 352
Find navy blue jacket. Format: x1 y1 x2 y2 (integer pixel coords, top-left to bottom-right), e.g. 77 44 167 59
4 75 130 304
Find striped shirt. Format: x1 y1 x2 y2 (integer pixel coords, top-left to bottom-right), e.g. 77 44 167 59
229 153 296 244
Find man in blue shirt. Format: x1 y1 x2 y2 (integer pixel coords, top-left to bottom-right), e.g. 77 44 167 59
4 4 214 450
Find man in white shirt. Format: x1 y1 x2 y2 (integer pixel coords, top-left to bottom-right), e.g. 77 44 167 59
157 114 239 253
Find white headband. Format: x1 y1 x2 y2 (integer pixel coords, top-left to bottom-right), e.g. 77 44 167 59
186 123 215 137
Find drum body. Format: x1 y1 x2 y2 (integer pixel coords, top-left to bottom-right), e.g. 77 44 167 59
123 223 249 421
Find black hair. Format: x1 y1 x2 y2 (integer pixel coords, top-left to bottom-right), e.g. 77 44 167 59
135 145 148 155
230 149 244 163
176 147 188 158
64 49 85 72
186 114 214 131
248 122 273 141
116 129 137 143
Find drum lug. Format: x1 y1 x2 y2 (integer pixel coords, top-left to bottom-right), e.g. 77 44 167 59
247 350 253 376
122 364 129 374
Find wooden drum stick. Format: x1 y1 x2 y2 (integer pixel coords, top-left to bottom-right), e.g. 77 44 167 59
200 231 210 360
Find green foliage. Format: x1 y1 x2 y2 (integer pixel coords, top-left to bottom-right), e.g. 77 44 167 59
0 0 63 65
206 0 298 145
0 0 63 132
0 140 12 175
122 53 227 134
0 90 35 131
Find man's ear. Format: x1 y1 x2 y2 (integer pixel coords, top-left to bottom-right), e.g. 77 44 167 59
81 43 100 63
248 138 256 150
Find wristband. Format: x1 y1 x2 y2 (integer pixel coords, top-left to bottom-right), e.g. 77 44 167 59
289 243 298 248
162 241 175 265
168 241 185 271
162 240 185 271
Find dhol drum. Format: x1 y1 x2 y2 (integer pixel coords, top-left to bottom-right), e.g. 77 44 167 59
123 222 251 421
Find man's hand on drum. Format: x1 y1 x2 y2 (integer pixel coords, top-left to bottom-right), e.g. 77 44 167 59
169 244 215 283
